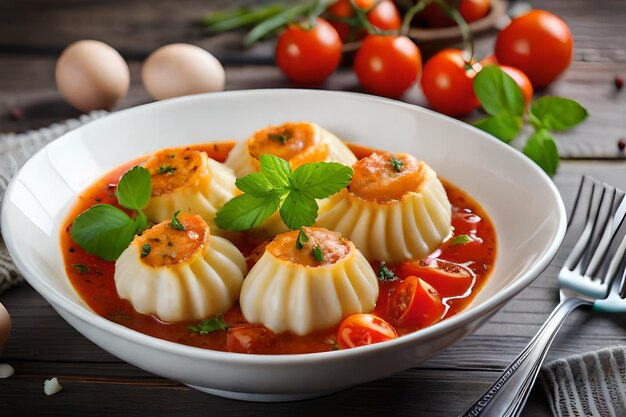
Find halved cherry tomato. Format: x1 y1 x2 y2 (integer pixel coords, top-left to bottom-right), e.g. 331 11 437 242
495 10 573 88
354 35 422 98
396 258 474 298
388 276 445 328
421 48 479 116
337 313 398 349
275 18 342 84
226 323 275 354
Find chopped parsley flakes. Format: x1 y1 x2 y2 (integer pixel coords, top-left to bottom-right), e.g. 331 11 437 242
390 156 404 173
157 165 177 175
141 243 151 258
187 314 228 335
377 262 397 282
296 228 309 250
267 131 291 144
452 235 472 245
71 264 90 274
170 210 185 231
311 245 324 262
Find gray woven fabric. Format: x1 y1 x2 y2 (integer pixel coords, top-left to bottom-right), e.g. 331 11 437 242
541 345 626 417
0 110 108 293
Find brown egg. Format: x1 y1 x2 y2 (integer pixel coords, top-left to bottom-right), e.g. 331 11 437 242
55 40 130 112
0 302 11 353
142 43 225 100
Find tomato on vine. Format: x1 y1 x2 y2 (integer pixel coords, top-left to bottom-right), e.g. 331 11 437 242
327 0 401 42
275 18 342 84
354 35 422 98
420 0 491 28
495 9 573 88
421 48 478 116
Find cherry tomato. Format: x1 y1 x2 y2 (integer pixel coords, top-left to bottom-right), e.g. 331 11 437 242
388 276 446 328
275 18 342 84
396 258 474 298
500 65 533 107
337 313 398 349
226 324 275 354
354 35 422 98
422 0 490 28
328 0 400 42
495 9 573 88
421 48 478 116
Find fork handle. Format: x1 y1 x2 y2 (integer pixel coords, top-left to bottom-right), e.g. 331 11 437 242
458 297 591 417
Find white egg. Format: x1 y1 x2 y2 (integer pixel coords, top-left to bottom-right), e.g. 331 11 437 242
142 43 225 100
0 302 11 353
55 40 130 112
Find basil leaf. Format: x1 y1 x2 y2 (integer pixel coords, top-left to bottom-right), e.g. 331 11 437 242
530 96 588 132
279 191 318 230
259 154 291 188
291 162 353 199
236 172 274 196
116 166 152 211
473 65 525 117
70 204 136 261
215 193 281 231
452 235 472 245
134 211 149 234
523 129 560 176
473 114 523 143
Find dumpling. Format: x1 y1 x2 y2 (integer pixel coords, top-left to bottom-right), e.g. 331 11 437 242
315 153 452 262
114 213 246 322
224 122 357 178
142 147 236 236
239 227 378 336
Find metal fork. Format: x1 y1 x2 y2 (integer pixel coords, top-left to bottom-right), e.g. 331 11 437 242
459 176 626 417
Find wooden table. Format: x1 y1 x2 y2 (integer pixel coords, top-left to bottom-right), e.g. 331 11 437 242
1 0 625 415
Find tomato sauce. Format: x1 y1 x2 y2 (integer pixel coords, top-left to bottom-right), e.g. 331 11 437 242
61 142 496 354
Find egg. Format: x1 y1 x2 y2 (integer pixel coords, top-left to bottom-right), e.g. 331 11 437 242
55 40 130 112
142 43 225 100
0 302 11 353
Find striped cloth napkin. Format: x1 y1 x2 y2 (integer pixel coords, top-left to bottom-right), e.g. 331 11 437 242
541 346 626 417
0 110 108 293
1 113 625 417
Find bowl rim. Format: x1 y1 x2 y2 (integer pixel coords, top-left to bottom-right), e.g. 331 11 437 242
1 88 567 365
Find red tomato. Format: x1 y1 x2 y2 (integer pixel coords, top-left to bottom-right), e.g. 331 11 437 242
495 9 573 88
337 313 398 349
500 65 533 107
388 276 445 328
226 324 275 354
275 18 342 84
354 35 422 98
422 0 490 28
421 48 479 116
367 0 402 32
328 0 400 42
396 258 474 298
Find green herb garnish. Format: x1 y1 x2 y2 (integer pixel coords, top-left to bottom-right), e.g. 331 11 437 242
70 166 152 261
187 314 229 335
326 338 339 351
472 65 588 176
296 227 309 250
216 155 353 231
71 264 90 273
390 156 404 173
268 131 291 144
311 245 324 262
377 262 397 282
452 235 472 245
170 210 185 231
141 243 151 257
157 165 177 175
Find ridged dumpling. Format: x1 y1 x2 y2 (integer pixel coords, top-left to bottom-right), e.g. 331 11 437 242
224 121 357 178
240 227 378 336
115 213 246 322
142 147 236 236
316 153 452 262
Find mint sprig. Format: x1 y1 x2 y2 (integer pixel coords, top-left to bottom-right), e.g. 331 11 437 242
215 155 353 231
70 166 153 261
472 65 588 176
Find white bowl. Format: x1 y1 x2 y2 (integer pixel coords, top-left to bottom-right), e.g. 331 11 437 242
1 89 565 401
